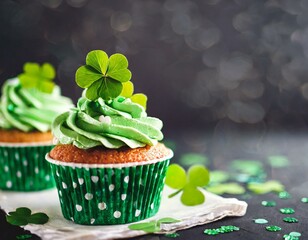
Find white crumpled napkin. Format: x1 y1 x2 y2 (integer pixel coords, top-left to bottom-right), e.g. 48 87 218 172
0 187 247 240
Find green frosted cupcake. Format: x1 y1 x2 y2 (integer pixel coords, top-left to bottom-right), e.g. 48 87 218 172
0 63 73 191
46 50 173 225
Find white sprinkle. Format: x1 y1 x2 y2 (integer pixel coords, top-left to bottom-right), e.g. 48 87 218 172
73 182 77 188
98 115 112 124
23 160 28 166
113 211 121 218
4 166 9 172
121 194 127 201
62 182 67 189
90 218 95 224
109 184 115 192
16 171 22 178
124 176 129 183
91 176 99 183
78 178 84 185
135 209 141 217
85 193 93 200
98 202 106 210
6 181 12 188
76 205 82 212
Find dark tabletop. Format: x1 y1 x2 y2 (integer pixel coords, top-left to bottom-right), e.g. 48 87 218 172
1 127 308 240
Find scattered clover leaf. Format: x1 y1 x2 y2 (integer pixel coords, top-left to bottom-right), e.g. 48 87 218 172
165 164 210 206
179 153 209 167
128 218 180 233
268 155 289 168
209 170 230 184
230 160 264 176
247 180 285 194
6 207 49 226
76 50 132 100
120 81 148 110
206 183 245 195
18 62 55 93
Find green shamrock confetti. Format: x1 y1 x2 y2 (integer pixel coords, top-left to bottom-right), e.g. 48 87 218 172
253 218 268 224
179 153 209 167
76 50 131 100
204 226 240 235
266 225 282 232
280 208 295 214
6 207 49 226
18 62 55 93
267 155 289 168
289 232 301 237
206 182 245 195
284 234 300 240
261 200 276 207
279 191 292 199
247 180 284 194
165 164 210 206
128 218 180 233
164 233 180 238
209 170 230 184
16 235 33 240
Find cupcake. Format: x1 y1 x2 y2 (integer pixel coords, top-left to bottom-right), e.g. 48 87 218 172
0 62 73 191
46 50 173 225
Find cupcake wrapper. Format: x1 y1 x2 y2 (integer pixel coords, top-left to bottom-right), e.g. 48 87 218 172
48 158 171 225
0 144 55 191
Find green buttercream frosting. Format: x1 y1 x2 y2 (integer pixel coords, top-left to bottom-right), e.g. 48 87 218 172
53 96 164 149
0 78 73 132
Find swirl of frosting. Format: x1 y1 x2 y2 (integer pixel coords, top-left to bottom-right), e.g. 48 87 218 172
0 78 73 132
53 96 164 149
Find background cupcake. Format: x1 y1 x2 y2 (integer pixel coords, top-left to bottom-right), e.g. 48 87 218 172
46 50 173 225
0 62 73 191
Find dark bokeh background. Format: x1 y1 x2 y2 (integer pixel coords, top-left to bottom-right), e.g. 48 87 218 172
1 0 308 132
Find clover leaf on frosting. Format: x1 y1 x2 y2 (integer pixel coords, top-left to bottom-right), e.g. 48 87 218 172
76 50 132 100
18 62 56 93
120 81 148 110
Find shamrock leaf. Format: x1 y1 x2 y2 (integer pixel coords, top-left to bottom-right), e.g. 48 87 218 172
128 218 180 233
179 153 209 167
209 170 230 184
247 180 285 194
18 62 55 93
6 207 49 226
76 50 132 100
120 81 148 110
230 160 264 176
206 183 245 195
267 155 289 168
165 164 210 206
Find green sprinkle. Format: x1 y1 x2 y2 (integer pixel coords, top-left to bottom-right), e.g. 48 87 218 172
280 208 295 214
283 217 298 223
16 235 33 240
301 197 308 203
165 233 180 238
266 225 282 232
284 234 300 240
261 200 276 207
253 218 268 224
279 191 292 199
7 104 15 112
290 232 301 237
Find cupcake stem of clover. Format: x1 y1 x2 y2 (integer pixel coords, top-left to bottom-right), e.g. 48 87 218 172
0 62 73 191
47 50 173 225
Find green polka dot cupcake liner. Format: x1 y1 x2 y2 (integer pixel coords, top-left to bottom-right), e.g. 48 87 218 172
46 152 173 225
0 143 55 191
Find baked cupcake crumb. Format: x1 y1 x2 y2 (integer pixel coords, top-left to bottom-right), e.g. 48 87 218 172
49 143 172 164
0 129 53 143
